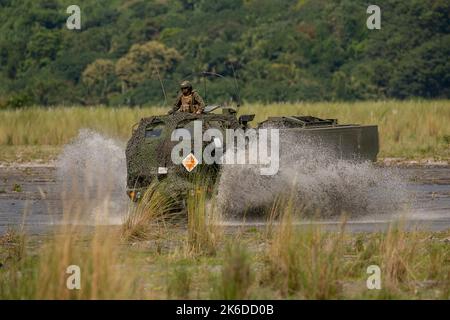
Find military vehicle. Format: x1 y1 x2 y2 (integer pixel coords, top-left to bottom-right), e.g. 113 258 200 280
125 72 378 201
125 107 379 202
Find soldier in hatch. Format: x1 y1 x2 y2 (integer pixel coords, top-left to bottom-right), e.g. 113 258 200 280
168 81 205 115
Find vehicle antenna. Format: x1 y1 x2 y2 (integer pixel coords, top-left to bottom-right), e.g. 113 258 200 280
154 66 167 106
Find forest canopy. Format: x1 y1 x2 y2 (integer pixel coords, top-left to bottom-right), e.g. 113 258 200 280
0 0 448 107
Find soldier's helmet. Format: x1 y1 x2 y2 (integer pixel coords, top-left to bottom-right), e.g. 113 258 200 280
180 80 193 90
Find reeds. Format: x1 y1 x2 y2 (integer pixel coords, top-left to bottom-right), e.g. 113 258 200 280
0 225 143 299
121 180 184 242
1 214 448 299
1 101 449 159
263 199 347 299
186 176 222 256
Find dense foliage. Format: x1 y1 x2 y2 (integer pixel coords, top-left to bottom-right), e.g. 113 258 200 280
0 0 448 107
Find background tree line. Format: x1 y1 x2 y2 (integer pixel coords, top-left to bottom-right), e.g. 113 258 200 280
0 0 448 108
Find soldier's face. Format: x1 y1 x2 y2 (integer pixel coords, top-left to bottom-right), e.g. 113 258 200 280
182 87 190 95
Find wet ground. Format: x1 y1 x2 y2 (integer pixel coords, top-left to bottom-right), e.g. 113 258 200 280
0 165 449 234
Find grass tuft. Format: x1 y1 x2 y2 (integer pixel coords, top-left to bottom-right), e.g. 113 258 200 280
186 178 222 256
212 242 253 300
167 265 192 299
121 181 184 242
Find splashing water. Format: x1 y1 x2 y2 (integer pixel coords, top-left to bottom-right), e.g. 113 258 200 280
216 135 409 219
54 129 409 223
55 129 128 224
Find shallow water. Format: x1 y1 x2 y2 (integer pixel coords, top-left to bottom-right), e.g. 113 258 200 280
0 165 449 234
0 129 448 234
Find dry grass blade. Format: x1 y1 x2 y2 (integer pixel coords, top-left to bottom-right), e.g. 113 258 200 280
186 177 222 256
264 198 347 299
121 181 185 242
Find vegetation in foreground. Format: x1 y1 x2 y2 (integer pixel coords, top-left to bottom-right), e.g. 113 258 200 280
0 180 449 300
0 100 449 163
1 221 449 300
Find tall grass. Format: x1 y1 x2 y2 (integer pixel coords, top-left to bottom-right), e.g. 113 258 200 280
379 224 420 291
121 181 183 242
0 106 166 146
35 227 141 299
0 100 449 159
1 214 449 299
0 225 143 299
167 265 192 299
186 178 222 256
343 226 450 299
212 243 253 300
264 200 347 299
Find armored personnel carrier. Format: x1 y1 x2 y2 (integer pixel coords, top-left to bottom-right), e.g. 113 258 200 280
125 106 378 201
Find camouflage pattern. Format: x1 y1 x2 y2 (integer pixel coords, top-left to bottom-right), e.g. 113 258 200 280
126 111 379 201
180 80 192 90
126 111 240 193
170 90 205 114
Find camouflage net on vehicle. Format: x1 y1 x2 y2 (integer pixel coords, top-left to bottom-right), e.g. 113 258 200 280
126 112 240 190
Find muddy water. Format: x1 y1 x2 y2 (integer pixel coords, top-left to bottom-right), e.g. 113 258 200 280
0 165 127 234
0 165 449 234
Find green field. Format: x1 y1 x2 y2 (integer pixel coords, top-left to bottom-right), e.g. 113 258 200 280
0 100 449 163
